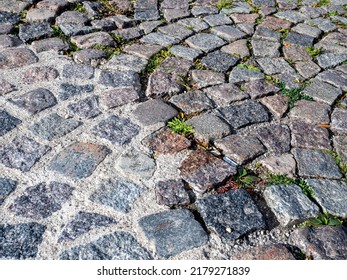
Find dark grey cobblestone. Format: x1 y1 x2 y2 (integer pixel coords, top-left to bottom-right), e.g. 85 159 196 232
0 109 21 137
0 178 16 206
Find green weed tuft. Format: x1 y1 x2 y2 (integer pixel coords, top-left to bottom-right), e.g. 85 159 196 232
144 49 173 75
306 46 322 58
276 82 313 109
216 0 234 10
167 117 194 136
302 212 343 227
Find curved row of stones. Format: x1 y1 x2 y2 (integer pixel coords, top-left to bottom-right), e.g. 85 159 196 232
1 0 347 260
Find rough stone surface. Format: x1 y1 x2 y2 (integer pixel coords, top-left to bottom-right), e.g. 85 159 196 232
22 66 59 84
67 96 101 119
260 94 288 119
263 184 320 227
139 209 208 258
256 125 291 154
49 142 111 179
0 178 16 206
179 150 236 194
331 108 347 135
215 135 266 165
232 244 296 260
0 223 46 259
201 50 239 72
142 127 191 155
196 190 265 241
306 179 347 218
29 113 82 140
191 70 225 88
0 48 38 69
289 100 330 125
259 154 296 177
185 33 226 52
132 99 178 126
9 88 57 115
59 83 94 101
18 22 53 42
303 79 342 105
290 226 347 260
10 182 74 219
60 231 152 260
92 115 140 145
292 148 342 179
0 109 21 137
117 149 156 181
155 179 191 207
100 88 139 109
219 100 270 129
90 179 145 213
0 136 51 172
0 79 14 96
204 83 249 107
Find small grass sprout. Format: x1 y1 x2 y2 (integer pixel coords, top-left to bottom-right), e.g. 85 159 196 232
167 117 194 136
216 0 234 10
276 82 313 109
302 212 343 227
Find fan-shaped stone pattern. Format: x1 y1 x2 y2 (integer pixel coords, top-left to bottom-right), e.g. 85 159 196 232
306 179 347 219
141 127 191 155
59 211 116 242
9 88 57 115
290 226 347 260
0 223 46 260
146 57 193 98
196 189 266 241
179 150 236 194
60 231 152 260
0 109 21 137
263 184 320 227
139 209 208 258
0 178 16 206
0 136 51 172
29 113 82 141
9 181 74 219
49 142 111 179
92 115 140 145
90 179 146 213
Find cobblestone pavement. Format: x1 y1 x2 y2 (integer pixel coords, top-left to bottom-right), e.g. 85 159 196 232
1 0 347 260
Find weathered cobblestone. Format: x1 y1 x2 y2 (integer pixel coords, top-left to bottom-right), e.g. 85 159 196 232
139 209 208 258
0 48 38 69
155 179 191 207
0 109 21 137
10 182 74 219
49 142 111 179
0 136 51 172
0 178 16 206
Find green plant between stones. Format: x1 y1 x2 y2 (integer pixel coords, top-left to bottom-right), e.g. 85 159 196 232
167 117 194 136
323 150 347 175
276 82 313 109
143 49 173 75
302 212 343 227
216 0 234 11
237 63 261 71
234 167 260 188
306 46 322 58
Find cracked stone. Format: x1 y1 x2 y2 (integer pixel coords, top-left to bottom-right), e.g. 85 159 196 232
90 179 145 213
139 209 208 258
275 10 309 23
0 178 16 206
253 26 281 41
132 99 178 126
215 135 266 165
334 135 347 162
59 83 94 101
292 23 322 38
292 148 342 179
155 179 191 207
219 100 270 129
263 184 320 227
317 70 347 91
283 44 311 62
290 121 331 150
112 27 144 41
0 136 51 172
29 113 82 141
306 179 347 219
49 142 111 179
60 231 152 260
0 110 21 137
204 83 249 107
142 127 191 155
169 90 214 115
178 17 209 32
10 181 74 219
117 149 156 181
0 223 46 259
179 150 236 194
59 211 116 242
92 115 140 145
100 88 139 109
196 190 265 241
